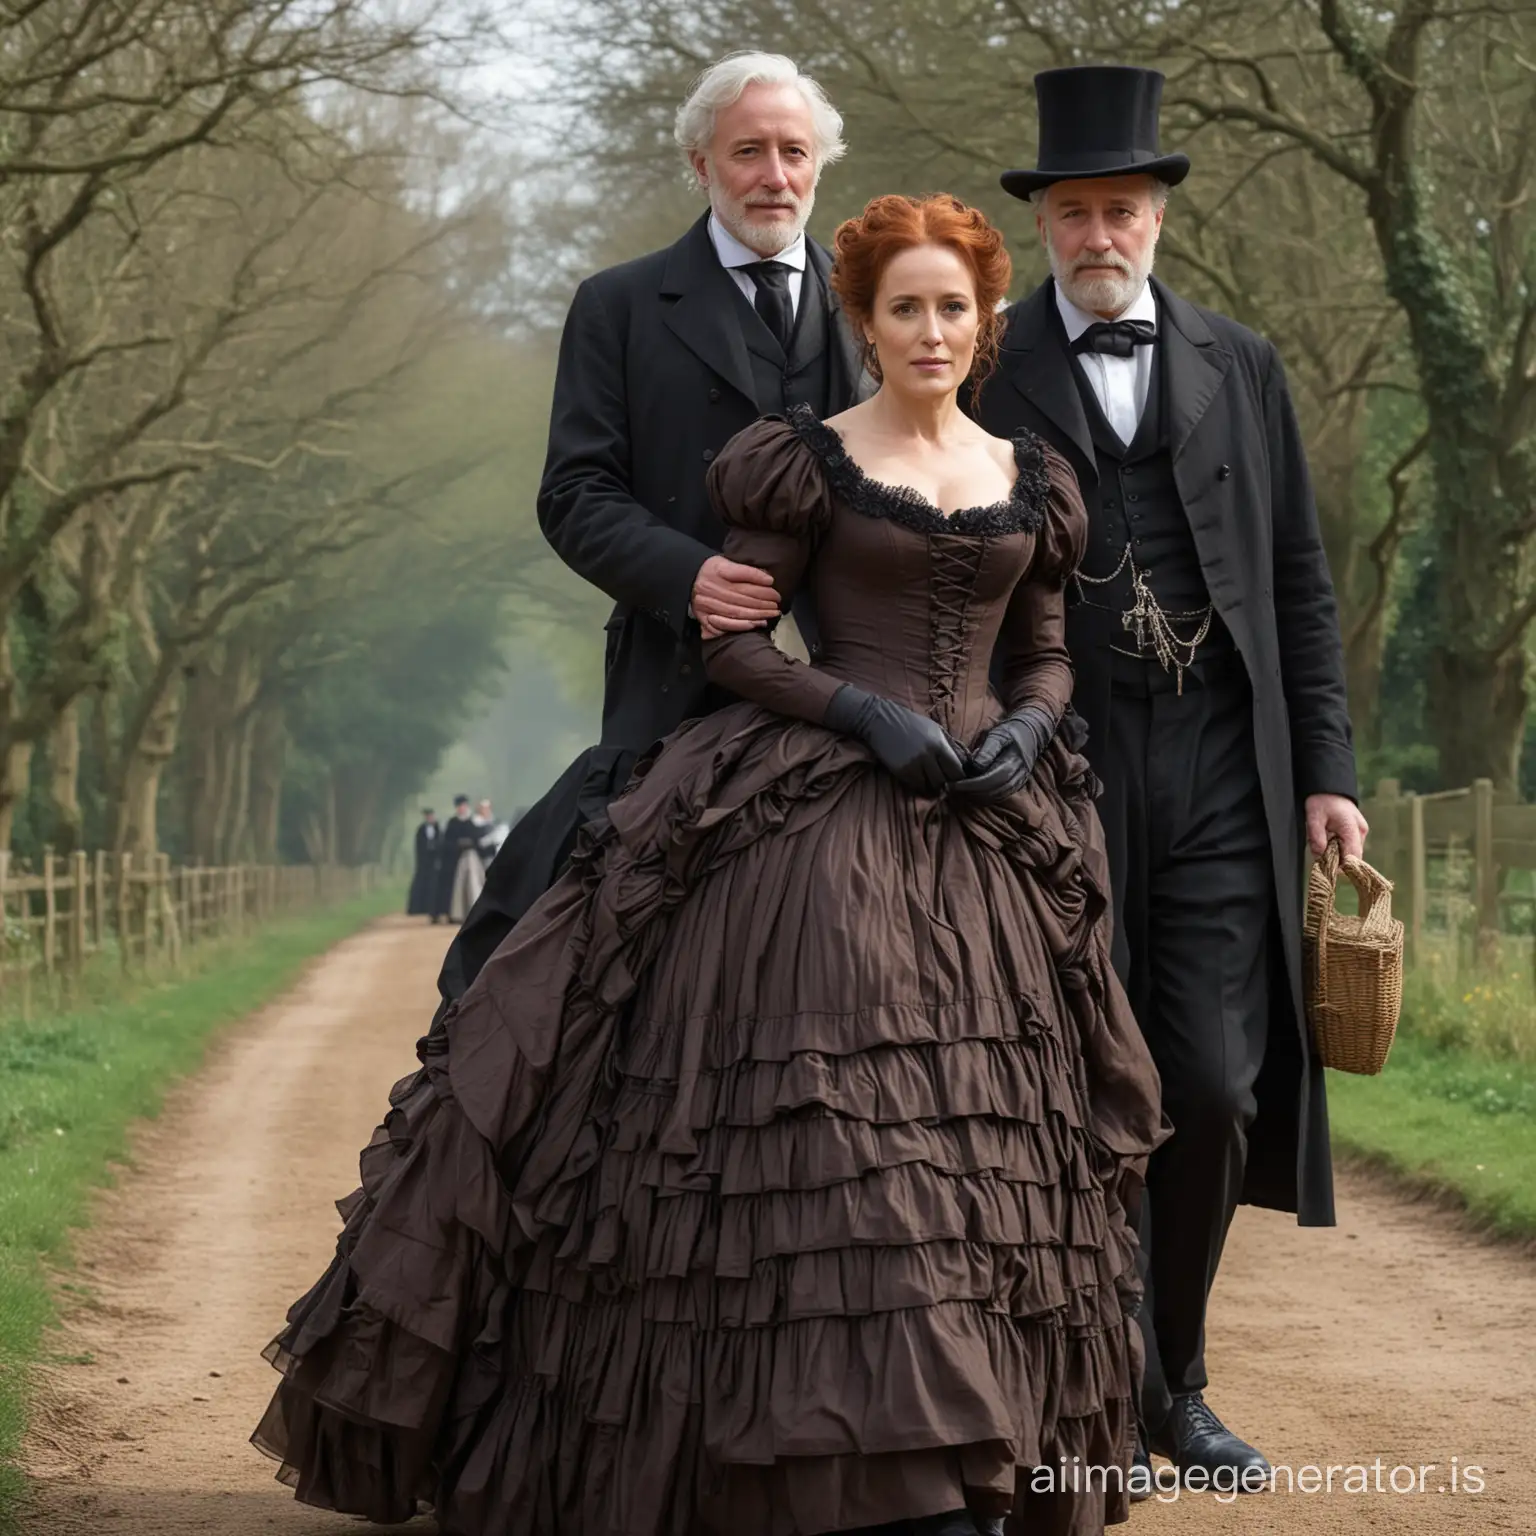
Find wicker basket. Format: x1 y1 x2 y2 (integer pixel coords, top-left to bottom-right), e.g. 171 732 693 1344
1302 839 1404 1075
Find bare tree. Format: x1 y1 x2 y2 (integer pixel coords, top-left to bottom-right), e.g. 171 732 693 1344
0 0 512 842
1167 0 1536 787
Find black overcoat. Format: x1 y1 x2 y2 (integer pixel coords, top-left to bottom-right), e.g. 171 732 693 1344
407 823 438 915
435 213 861 1002
974 277 1358 1226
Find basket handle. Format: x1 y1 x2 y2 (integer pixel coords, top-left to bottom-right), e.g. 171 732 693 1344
1313 838 1396 1009
1338 844 1396 937
1313 840 1341 1012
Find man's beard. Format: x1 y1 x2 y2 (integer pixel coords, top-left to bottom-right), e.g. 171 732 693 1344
1048 238 1153 316
710 181 814 256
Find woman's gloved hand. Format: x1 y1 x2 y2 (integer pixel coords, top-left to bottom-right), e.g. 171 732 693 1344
824 684 967 795
951 704 1057 802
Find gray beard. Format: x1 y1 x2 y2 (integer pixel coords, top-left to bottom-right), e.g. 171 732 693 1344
711 190 814 257
1049 245 1154 317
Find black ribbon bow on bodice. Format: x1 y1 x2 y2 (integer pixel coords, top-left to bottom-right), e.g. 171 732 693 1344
1071 318 1156 358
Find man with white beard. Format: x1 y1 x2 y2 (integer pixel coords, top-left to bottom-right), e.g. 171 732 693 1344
973 65 1366 1495
432 51 864 1009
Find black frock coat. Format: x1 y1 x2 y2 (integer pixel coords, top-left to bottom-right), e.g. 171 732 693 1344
974 276 1358 1226
434 213 862 1003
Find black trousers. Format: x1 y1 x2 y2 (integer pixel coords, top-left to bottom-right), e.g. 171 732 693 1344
1098 651 1272 1433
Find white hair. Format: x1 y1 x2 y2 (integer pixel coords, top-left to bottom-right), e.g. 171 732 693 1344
674 51 846 177
1030 178 1172 211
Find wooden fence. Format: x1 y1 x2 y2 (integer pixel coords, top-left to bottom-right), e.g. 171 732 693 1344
1362 778 1536 966
0 850 381 1011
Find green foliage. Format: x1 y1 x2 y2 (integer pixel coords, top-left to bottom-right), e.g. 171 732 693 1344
1398 963 1536 1065
1328 1034 1536 1240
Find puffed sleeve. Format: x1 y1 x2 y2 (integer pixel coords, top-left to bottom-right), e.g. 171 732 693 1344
994 441 1087 716
700 416 846 725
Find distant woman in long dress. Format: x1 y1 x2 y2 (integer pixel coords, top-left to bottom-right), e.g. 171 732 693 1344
254 193 1163 1536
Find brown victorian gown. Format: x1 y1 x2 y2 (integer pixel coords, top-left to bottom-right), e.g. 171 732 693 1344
253 407 1164 1536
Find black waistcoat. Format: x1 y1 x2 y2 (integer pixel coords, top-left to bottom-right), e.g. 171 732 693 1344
741 261 835 418
1071 332 1231 659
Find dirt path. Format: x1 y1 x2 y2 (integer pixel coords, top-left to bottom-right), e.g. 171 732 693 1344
18 914 1536 1533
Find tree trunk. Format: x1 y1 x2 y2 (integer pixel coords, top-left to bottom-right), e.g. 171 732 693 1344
217 711 257 864
1311 421 1390 753
247 703 286 863
181 666 224 872
1426 631 1527 790
114 680 185 860
1371 182 1530 789
0 740 33 851
48 702 83 854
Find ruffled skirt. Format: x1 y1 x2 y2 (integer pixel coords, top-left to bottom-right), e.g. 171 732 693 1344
253 705 1164 1535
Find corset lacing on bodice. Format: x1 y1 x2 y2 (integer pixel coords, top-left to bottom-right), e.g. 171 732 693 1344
928 537 985 729
785 405 1052 730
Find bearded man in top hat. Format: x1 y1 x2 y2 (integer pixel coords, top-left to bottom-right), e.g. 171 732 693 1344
971 66 1367 1486
430 52 864 1012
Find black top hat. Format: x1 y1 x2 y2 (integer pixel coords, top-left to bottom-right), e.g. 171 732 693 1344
1001 65 1190 200
453 794 471 808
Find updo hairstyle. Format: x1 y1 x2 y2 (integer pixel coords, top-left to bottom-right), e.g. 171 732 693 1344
829 194 1012 386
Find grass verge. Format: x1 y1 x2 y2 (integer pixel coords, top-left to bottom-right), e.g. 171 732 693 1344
0 887 400 1522
1327 1032 1536 1241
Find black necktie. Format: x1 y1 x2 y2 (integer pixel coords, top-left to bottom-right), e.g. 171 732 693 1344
1072 318 1156 358
741 260 795 352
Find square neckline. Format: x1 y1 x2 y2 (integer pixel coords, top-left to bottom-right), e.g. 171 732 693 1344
784 403 1049 539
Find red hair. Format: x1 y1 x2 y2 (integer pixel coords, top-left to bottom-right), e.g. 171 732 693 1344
830 194 1012 386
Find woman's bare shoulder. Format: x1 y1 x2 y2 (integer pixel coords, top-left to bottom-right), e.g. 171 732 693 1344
822 403 870 439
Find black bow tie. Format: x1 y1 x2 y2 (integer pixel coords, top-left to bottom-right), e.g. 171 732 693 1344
1072 318 1156 358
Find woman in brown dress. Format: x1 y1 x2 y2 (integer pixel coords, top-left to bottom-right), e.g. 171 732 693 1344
253 194 1163 1536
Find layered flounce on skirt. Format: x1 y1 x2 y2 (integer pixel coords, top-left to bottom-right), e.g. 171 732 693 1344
253 703 1165 1536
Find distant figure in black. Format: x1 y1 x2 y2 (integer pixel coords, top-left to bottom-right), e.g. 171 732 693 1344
407 808 439 917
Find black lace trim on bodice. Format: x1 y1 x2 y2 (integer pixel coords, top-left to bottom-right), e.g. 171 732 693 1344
784 402 1049 537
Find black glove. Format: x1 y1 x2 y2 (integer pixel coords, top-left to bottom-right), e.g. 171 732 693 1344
951 704 1057 802
824 683 967 795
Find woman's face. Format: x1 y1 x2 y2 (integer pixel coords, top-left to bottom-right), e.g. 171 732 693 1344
865 243 980 399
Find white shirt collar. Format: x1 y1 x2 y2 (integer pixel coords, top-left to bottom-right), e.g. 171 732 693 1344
708 212 807 272
1054 278 1156 344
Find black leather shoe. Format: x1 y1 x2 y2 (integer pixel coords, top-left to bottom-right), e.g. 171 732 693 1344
1150 1393 1271 1491
1129 1432 1155 1503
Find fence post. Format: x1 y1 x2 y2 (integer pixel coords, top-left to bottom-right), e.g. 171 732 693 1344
158 853 180 970
149 854 162 965
1371 779 1403 886
42 848 57 979
0 848 10 1005
139 857 151 968
93 850 106 954
1473 777 1498 964
1405 791 1426 967
70 851 87 977
117 852 132 973
41 848 56 979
